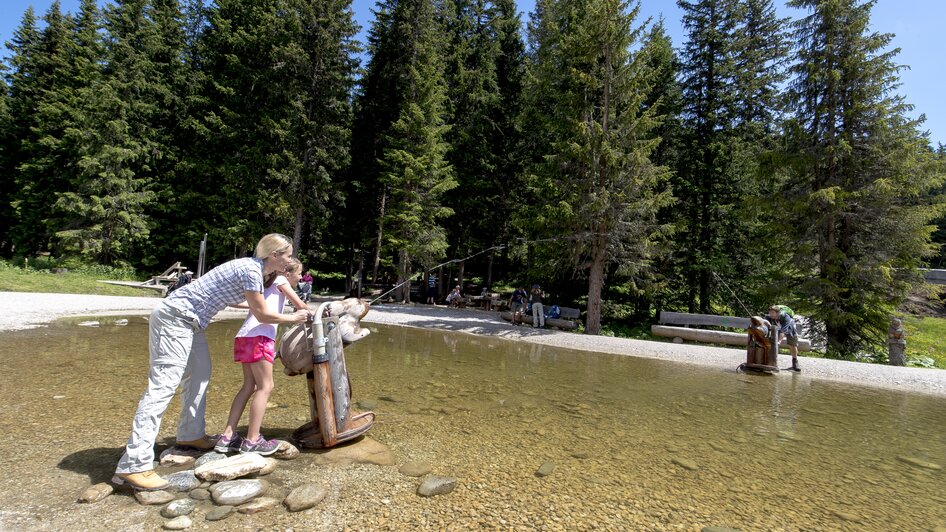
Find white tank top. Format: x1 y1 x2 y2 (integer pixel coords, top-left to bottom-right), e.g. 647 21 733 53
235 276 288 340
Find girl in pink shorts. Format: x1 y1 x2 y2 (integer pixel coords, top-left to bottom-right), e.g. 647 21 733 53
217 258 307 455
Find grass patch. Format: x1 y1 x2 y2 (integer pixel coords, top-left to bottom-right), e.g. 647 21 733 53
0 261 160 298
901 316 946 369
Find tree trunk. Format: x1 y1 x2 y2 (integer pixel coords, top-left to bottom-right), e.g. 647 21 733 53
486 250 494 290
293 206 303 254
585 237 608 335
371 190 386 284
458 259 465 292
398 249 411 303
438 265 444 299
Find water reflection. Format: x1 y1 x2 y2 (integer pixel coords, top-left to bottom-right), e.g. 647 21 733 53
0 317 943 530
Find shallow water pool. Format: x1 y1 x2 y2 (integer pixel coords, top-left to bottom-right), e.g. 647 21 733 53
0 316 943 530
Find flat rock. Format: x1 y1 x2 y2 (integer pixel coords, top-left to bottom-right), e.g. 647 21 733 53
188 488 211 501
210 479 268 506
274 440 300 460
535 461 556 477
672 457 699 471
896 455 942 471
195 453 267 481
161 498 197 518
159 447 202 467
399 462 433 477
238 496 279 514
256 458 278 476
78 321 100 327
311 437 395 466
194 452 227 468
284 484 327 512
831 510 862 523
135 490 176 505
417 475 458 497
165 470 201 492
77 482 113 503
162 516 192 530
205 506 235 522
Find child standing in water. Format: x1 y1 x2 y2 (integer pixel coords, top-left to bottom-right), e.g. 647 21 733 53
216 258 308 455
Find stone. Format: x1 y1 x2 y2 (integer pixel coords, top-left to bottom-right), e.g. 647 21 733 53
274 440 300 460
672 337 684 344
188 488 211 501
701 528 742 532
311 437 395 466
77 482 113 503
162 516 192 530
358 400 378 410
194 452 227 468
672 457 699 471
161 498 197 518
238 496 280 515
114 319 129 326
417 476 458 497
195 453 268 481
379 395 399 402
78 321 100 327
896 455 942 471
165 470 201 492
399 462 433 477
159 446 202 467
210 479 268 506
284 484 327 512
205 506 235 522
256 458 278 476
535 462 556 477
831 510 861 523
135 490 176 505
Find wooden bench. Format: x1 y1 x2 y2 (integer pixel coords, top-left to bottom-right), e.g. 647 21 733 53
500 305 582 330
651 311 811 351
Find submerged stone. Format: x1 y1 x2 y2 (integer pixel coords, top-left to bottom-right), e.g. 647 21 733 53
671 457 699 471
238 496 279 514
161 498 197 518
399 462 433 477
311 437 395 466
210 479 268 506
162 516 191 530
284 484 327 512
165 470 200 492
535 462 556 477
896 455 942 471
135 490 175 505
417 476 458 497
205 506 235 522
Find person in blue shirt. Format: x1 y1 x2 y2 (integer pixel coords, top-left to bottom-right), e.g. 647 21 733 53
508 287 528 325
768 305 800 372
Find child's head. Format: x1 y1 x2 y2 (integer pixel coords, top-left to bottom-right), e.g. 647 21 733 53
768 306 780 319
285 258 304 287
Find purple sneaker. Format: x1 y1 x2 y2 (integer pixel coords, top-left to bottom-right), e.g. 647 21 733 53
214 433 243 453
240 435 280 456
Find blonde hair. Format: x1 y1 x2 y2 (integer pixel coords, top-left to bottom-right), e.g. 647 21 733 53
254 233 292 259
285 257 303 275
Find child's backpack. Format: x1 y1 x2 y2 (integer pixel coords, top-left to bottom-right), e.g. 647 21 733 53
776 304 795 317
546 305 561 319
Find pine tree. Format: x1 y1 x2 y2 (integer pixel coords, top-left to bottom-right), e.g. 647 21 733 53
524 0 674 334
782 0 946 358
0 70 12 255
376 0 457 301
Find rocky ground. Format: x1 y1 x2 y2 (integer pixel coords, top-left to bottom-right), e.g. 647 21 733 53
1 291 943 396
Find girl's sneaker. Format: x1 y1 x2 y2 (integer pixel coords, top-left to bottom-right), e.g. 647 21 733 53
214 433 243 453
240 435 280 456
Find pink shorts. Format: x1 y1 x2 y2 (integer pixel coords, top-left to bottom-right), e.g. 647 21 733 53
233 336 275 364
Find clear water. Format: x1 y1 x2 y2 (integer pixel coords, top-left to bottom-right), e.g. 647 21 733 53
0 316 943 530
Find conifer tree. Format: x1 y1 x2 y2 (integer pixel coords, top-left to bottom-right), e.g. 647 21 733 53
0 72 12 255
782 0 946 357
524 0 673 334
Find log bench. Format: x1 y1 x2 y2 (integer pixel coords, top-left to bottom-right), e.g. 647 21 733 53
500 305 582 330
651 311 811 351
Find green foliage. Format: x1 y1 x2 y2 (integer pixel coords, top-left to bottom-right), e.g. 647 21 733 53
0 259 153 296
901 316 946 369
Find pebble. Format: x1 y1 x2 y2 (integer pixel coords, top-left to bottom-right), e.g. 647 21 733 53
399 462 434 477
284 484 328 512
77 482 113 503
159 447 201 467
535 462 556 477
417 476 458 497
161 499 197 518
135 490 176 505
238 496 280 514
274 440 300 460
162 516 192 530
195 453 267 481
188 488 211 501
211 479 268 505
896 455 942 471
205 506 235 522
194 452 227 468
165 470 201 492
671 457 699 471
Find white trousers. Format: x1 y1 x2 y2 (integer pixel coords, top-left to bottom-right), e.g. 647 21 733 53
115 305 211 474
532 303 545 328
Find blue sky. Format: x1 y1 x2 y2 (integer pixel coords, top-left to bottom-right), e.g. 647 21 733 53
2 0 944 146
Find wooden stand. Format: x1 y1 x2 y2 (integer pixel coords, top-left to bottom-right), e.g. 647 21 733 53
291 317 375 448
738 316 780 374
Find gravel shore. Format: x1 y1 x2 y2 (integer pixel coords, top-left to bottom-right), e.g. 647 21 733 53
2 291 943 396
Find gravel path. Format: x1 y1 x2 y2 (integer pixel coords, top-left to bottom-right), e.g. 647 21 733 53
2 291 943 396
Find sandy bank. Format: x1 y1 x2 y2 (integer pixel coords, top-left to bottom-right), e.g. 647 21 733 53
1 291 943 396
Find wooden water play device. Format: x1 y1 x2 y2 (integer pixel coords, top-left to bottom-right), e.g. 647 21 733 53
276 298 375 448
739 316 780 373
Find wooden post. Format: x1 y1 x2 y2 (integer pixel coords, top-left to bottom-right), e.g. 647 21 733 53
888 316 906 366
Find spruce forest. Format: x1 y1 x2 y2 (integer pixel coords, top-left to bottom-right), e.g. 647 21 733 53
2 0 945 358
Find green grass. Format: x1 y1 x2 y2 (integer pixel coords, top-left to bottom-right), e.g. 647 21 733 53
901 316 946 369
0 260 161 298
